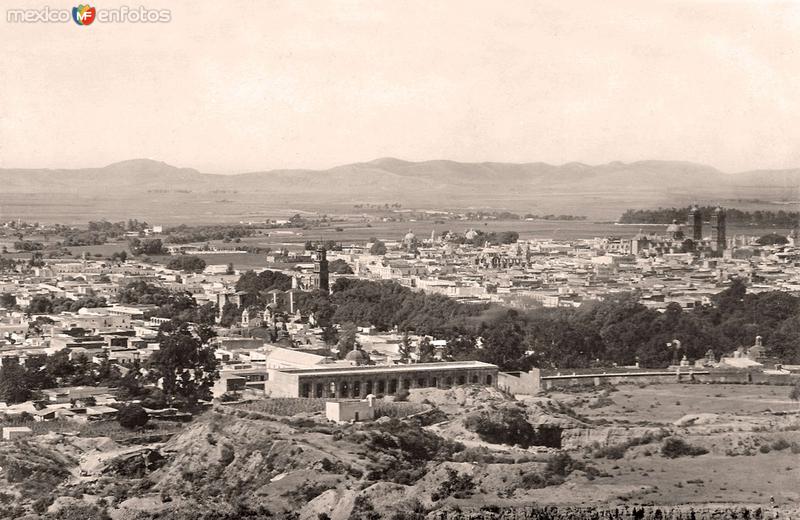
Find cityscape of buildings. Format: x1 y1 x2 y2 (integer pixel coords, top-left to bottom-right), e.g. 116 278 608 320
1 207 799 413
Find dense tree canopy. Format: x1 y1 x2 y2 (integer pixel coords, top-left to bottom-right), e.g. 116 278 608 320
756 233 789 246
166 255 207 273
117 281 216 324
450 230 520 246
304 277 800 370
329 259 354 274
235 270 293 305
26 295 107 315
128 238 166 256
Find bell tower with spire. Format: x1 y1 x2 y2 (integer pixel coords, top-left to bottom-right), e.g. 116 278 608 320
312 246 329 293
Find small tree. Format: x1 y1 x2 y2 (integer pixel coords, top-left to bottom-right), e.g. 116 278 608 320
0 363 31 404
337 322 359 355
148 320 218 410
118 403 149 429
790 382 800 408
417 337 436 363
369 240 387 255
398 331 412 363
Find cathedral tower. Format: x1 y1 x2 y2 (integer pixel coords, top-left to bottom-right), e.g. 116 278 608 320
688 205 702 241
710 206 726 253
312 246 330 293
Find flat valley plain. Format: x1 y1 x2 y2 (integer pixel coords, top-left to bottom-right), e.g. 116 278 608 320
3 218 794 273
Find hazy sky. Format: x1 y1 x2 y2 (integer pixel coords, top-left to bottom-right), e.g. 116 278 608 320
2 0 800 173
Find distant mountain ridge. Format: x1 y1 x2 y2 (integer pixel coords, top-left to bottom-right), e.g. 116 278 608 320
1 158 797 206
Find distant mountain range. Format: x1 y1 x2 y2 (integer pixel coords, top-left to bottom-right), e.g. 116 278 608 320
1 158 798 220
2 157 798 195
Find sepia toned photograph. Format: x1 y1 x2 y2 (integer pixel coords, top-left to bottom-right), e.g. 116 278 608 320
1 1 799 518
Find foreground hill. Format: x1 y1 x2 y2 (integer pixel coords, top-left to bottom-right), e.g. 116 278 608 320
2 385 799 519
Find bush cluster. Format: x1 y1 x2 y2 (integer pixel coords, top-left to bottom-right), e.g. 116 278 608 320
660 437 708 458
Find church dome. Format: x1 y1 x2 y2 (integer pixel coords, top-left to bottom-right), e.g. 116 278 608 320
345 347 369 366
465 228 478 240
403 230 416 242
666 220 682 233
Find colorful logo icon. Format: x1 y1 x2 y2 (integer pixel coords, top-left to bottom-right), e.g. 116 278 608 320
72 4 96 25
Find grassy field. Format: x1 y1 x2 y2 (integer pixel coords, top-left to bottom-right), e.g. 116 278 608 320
536 383 800 508
551 383 800 425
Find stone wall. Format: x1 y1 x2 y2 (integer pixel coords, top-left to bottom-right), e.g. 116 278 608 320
542 368 800 389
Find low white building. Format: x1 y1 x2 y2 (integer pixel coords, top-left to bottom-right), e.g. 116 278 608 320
325 397 375 423
2 426 33 441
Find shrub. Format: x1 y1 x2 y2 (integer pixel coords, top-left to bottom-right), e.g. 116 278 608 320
592 431 667 459
32 495 54 514
43 503 111 520
117 404 149 429
286 482 333 505
463 407 561 448
600 444 629 460
660 437 708 458
588 396 614 409
431 468 475 501
519 453 591 489
219 444 235 466
771 438 790 451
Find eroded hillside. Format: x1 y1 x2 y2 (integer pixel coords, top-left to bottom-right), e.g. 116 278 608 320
1 384 798 519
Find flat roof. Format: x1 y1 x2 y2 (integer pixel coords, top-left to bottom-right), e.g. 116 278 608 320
274 360 497 378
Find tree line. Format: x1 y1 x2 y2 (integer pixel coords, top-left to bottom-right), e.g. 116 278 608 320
619 206 800 227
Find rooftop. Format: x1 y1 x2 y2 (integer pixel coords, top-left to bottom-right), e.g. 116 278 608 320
275 360 497 377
